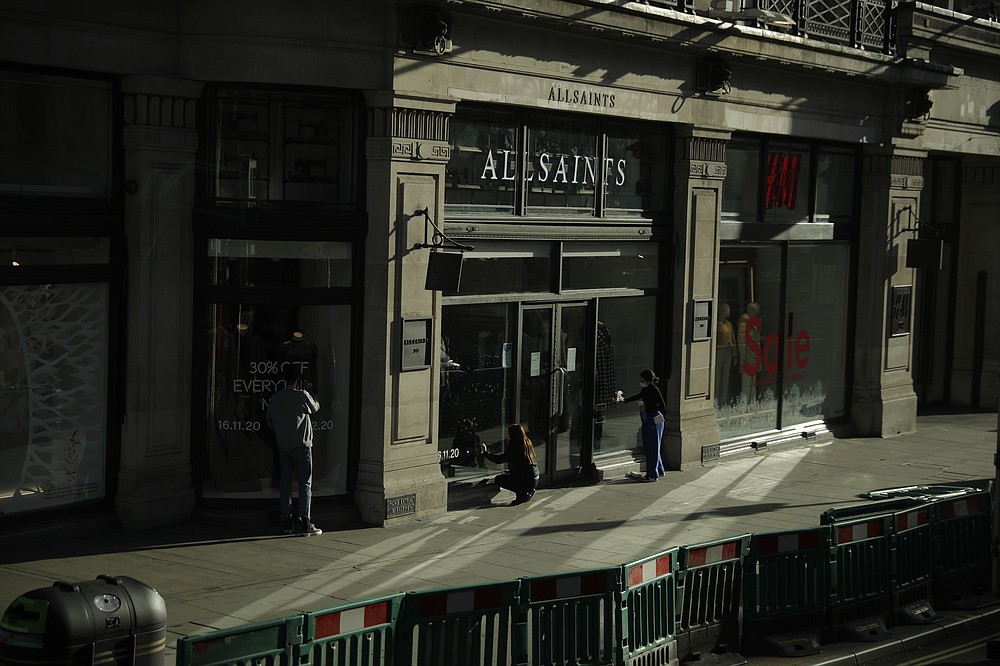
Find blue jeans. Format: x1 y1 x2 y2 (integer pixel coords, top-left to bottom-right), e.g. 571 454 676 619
639 412 665 478
279 446 313 519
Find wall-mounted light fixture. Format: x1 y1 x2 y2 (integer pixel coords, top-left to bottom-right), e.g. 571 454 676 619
416 7 452 55
696 57 732 95
904 89 933 120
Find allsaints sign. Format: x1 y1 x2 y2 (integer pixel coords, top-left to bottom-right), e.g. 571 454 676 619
479 150 627 187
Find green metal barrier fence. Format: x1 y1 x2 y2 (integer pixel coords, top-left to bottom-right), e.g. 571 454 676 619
302 593 404 666
519 569 619 666
889 503 938 624
676 535 751 661
172 487 995 666
395 582 521 666
618 548 679 665
742 526 830 656
932 490 993 608
821 507 894 641
176 614 303 666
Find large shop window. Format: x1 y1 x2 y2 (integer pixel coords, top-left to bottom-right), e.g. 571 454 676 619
723 139 855 224
207 90 361 207
0 282 110 513
201 239 353 499
715 243 850 439
0 71 112 196
445 107 667 219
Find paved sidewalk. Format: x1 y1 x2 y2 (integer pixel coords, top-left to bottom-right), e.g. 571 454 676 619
2 409 998 665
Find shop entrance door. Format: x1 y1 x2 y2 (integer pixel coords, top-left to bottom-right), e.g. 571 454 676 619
519 303 589 484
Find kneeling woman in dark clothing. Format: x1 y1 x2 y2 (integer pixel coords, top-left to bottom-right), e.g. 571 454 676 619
481 424 539 504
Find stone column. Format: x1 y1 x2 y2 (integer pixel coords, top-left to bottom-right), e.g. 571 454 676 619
662 126 730 469
354 92 454 526
851 146 925 436
116 76 201 528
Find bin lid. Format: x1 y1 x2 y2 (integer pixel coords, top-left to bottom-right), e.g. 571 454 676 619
0 576 165 648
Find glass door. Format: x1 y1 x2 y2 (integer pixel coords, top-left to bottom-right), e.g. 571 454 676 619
519 303 588 483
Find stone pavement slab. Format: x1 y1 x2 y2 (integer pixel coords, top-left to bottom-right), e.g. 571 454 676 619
1 410 997 665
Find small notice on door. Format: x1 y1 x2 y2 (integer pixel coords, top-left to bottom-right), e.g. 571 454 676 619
566 347 577 372
502 342 512 368
530 352 541 377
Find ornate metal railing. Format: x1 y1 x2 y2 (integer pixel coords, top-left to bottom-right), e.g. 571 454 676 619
649 0 898 54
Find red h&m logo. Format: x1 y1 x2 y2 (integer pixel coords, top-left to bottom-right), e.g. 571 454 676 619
765 152 800 210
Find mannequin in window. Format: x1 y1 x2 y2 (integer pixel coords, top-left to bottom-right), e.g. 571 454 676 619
280 331 318 388
737 302 760 402
715 303 737 406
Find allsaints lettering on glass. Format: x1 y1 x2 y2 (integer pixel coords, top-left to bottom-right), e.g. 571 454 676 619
479 150 627 186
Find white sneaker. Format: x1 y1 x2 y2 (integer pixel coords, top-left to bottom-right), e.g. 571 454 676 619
299 519 322 536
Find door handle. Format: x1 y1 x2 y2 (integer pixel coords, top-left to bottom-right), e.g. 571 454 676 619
554 367 567 417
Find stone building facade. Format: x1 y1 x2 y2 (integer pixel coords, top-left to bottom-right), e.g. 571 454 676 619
0 0 996 528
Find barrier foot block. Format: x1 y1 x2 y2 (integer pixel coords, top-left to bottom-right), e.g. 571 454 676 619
838 617 889 643
746 633 822 658
897 601 940 625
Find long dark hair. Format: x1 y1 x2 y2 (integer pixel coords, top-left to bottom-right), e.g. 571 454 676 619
507 423 536 464
640 369 659 385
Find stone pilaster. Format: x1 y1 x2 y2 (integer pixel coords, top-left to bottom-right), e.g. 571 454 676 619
851 146 925 436
355 91 454 526
116 76 201 528
662 126 730 469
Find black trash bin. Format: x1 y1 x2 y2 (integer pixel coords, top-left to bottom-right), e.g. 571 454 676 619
0 574 166 666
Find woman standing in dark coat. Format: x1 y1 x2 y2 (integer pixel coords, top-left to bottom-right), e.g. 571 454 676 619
481 423 540 504
618 368 666 481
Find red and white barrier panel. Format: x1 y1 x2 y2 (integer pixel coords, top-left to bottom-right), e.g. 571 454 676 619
627 554 673 588
755 530 822 555
836 519 884 544
314 601 390 639
530 573 609 602
687 540 741 567
938 496 985 520
416 587 506 618
895 508 929 532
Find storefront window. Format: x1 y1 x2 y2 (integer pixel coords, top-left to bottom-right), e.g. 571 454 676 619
208 239 353 288
525 121 598 216
562 241 659 290
203 302 351 497
604 128 667 217
445 112 519 215
439 303 516 482
715 243 850 439
0 72 112 196
722 141 759 221
716 245 783 438
447 242 552 295
0 238 109 266
815 150 855 223
781 244 849 427
210 90 360 206
0 283 109 514
591 296 657 457
763 143 811 224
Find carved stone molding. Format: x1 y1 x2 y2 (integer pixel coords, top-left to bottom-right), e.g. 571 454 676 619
678 135 727 163
366 137 452 163
862 151 926 190
367 106 451 142
123 93 197 130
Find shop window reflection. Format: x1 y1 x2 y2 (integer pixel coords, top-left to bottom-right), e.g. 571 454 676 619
203 303 350 497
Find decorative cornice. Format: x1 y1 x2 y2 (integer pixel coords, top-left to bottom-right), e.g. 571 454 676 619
124 92 197 130
123 126 198 153
675 135 728 180
367 107 451 142
862 152 926 190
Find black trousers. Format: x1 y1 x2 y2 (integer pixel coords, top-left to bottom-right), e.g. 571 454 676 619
495 471 537 497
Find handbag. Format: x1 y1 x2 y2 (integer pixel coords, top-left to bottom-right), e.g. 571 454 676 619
653 412 665 425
